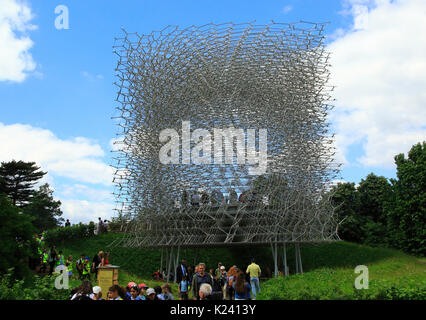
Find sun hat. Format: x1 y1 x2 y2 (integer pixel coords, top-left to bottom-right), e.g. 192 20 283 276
93 286 101 294
220 266 225 270
138 283 148 288
146 288 156 296
127 282 137 288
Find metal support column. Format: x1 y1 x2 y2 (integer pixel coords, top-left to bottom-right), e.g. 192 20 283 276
295 243 300 274
283 243 288 276
297 244 303 274
167 246 174 283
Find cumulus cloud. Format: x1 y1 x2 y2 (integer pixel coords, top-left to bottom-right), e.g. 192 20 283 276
0 122 115 222
59 184 112 202
329 0 426 169
61 199 115 223
0 0 37 82
0 122 114 185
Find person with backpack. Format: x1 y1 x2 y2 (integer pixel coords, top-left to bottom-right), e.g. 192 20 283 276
76 254 85 280
82 257 91 281
40 249 48 274
191 263 213 300
233 271 252 300
66 255 73 278
56 250 65 267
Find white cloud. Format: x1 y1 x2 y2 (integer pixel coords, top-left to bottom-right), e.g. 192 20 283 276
0 122 114 185
282 5 293 14
0 0 37 82
81 71 104 81
61 199 115 223
59 184 112 202
329 0 426 169
0 122 116 223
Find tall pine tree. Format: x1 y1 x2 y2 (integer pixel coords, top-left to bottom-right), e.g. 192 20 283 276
0 160 46 206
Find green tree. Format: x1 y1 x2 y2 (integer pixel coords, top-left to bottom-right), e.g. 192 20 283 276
329 182 362 242
0 194 37 279
356 173 392 246
358 173 392 224
23 184 64 231
0 160 46 206
386 142 426 256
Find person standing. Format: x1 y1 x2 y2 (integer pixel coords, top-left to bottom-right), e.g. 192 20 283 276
176 259 188 283
178 275 189 300
220 266 227 299
56 250 65 267
233 271 252 300
92 251 103 278
82 257 91 281
40 249 49 274
97 217 103 235
226 266 238 300
48 246 57 275
76 254 85 280
65 219 71 227
246 258 261 300
191 263 213 300
214 262 223 280
66 255 73 278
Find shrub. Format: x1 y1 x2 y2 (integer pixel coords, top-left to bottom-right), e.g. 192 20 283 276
0 268 71 300
45 222 95 246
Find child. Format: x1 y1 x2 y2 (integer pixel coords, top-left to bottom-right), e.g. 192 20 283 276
66 255 73 278
159 283 174 300
178 275 189 300
82 257 91 281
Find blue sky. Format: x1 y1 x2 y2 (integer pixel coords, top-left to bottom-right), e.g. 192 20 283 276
1 0 425 223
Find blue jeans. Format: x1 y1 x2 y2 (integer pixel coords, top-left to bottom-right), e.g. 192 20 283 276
250 277 260 299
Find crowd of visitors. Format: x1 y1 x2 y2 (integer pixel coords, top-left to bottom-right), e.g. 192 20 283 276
69 257 261 301
33 230 262 301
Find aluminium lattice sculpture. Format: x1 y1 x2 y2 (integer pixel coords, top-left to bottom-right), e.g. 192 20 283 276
111 21 340 277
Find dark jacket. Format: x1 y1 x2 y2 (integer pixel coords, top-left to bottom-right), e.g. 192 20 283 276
176 264 188 283
191 272 213 300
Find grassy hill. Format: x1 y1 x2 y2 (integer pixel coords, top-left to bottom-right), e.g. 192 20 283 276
56 233 425 300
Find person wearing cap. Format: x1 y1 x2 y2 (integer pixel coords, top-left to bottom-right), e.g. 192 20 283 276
126 282 137 300
93 286 102 300
246 258 261 300
145 288 159 300
129 284 141 300
82 257 91 281
138 283 148 300
220 265 227 298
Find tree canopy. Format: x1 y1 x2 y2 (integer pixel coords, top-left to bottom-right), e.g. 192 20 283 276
0 160 46 206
